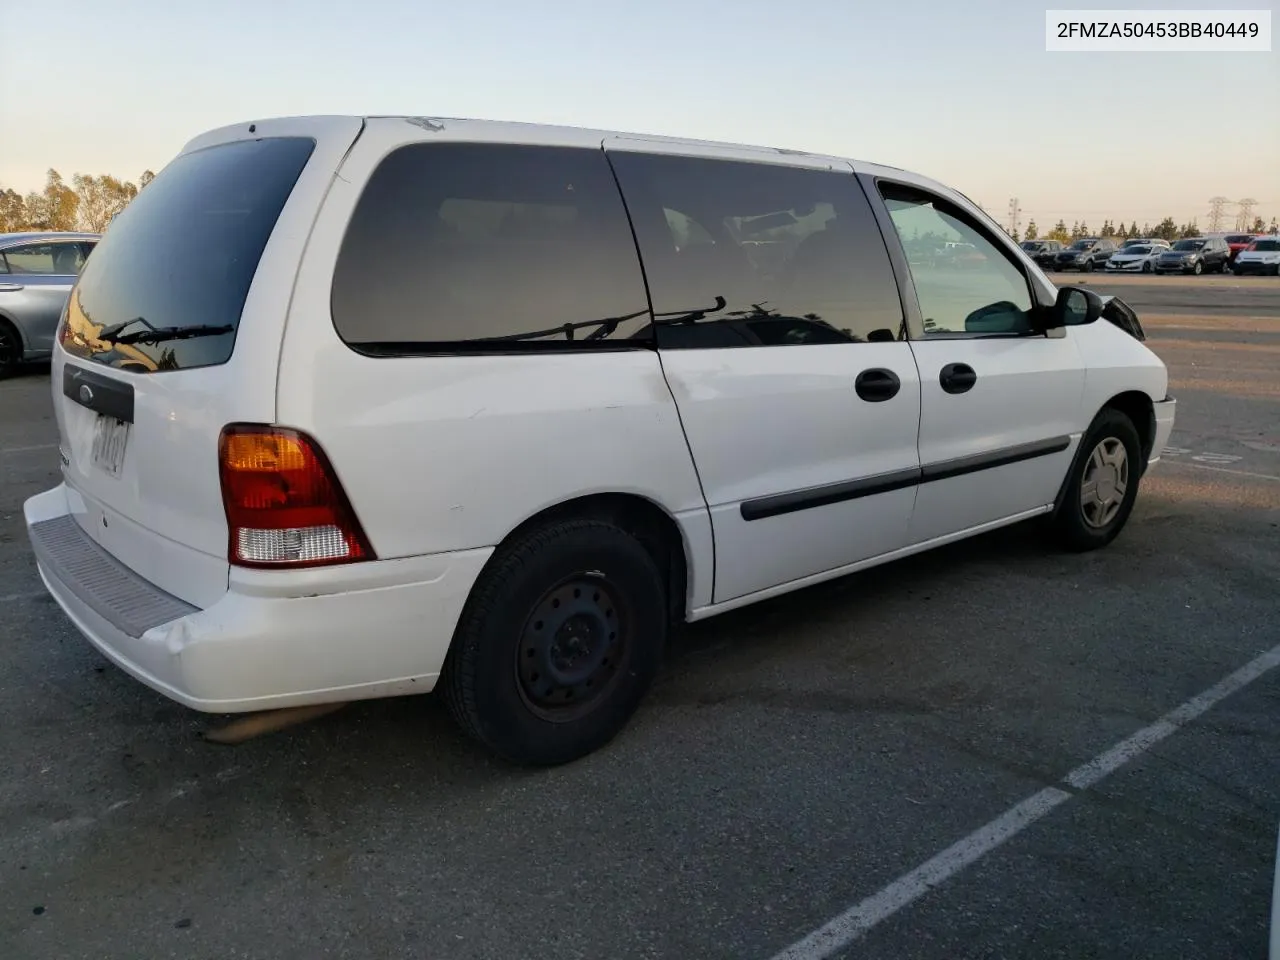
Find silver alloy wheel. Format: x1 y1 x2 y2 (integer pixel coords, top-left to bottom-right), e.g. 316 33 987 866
1080 437 1129 528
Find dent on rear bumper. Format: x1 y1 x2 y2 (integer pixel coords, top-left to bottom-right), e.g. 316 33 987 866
25 484 493 712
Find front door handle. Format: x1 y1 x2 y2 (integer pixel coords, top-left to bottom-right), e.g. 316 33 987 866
0 283 25 292
854 368 901 403
939 362 977 395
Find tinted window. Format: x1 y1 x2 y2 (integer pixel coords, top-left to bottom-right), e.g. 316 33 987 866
1250 239 1279 251
331 144 649 351
2 241 88 275
62 137 314 373
608 152 903 348
877 181 1033 337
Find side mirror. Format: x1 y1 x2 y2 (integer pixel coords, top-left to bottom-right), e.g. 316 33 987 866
1050 285 1103 328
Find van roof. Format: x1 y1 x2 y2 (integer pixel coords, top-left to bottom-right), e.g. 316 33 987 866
182 114 916 178
178 114 977 224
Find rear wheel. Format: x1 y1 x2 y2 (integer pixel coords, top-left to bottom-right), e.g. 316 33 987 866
1051 408 1143 552
0 320 21 380
442 517 667 765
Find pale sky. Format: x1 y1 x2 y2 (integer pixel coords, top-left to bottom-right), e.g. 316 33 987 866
2 0 1277 232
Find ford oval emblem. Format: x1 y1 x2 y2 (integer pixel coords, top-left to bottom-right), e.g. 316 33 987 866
79 384 94 404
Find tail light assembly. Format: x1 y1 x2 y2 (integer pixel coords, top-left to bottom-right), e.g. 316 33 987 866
218 424 375 568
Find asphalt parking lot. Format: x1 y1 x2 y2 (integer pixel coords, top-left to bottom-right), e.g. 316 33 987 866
1 274 1278 960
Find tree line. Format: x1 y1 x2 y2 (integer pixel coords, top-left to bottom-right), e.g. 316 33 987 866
3 166 1278 244
0 168 156 234
1016 215 1276 244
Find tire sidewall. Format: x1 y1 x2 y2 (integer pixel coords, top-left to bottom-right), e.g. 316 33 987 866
450 522 667 765
0 321 20 379
1056 409 1143 551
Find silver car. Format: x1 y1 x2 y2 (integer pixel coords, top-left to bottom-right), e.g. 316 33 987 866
0 231 100 378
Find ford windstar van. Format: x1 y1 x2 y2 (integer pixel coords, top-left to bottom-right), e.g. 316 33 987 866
25 116 1176 764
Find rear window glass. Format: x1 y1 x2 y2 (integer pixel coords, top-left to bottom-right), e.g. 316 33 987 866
331 143 650 352
61 137 314 372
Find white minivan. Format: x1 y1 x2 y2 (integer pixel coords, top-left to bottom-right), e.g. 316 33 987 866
25 116 1176 764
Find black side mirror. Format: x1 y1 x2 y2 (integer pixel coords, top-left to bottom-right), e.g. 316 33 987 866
1050 286 1103 328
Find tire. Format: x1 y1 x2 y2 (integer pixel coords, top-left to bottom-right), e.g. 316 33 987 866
1142 261 1151 273
0 319 20 380
1050 408 1143 552
1082 259 1094 273
1193 260 1203 275
441 517 667 765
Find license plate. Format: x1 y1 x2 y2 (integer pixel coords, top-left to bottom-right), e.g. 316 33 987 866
91 415 130 477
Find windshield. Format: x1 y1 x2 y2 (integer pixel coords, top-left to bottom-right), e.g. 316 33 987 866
60 136 315 372
1069 239 1095 250
1122 245 1152 255
1248 239 1280 251
1225 235 1253 244
1020 241 1042 251
1171 239 1205 250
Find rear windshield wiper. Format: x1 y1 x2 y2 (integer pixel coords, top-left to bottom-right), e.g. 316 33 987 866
98 324 235 346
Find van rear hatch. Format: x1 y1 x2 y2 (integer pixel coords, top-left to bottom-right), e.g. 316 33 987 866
52 117 364 608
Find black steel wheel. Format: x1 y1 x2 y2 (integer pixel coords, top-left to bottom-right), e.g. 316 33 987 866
442 517 668 765
515 576 628 722
0 321 20 380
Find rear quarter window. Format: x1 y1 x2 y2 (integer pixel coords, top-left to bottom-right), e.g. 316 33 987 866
61 137 315 373
330 143 651 352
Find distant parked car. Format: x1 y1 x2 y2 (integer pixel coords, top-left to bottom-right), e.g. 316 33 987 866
1019 238 1063 268
1223 233 1257 265
1153 237 1231 275
1120 237 1171 251
1232 236 1280 276
0 231 100 378
1106 243 1163 273
1052 237 1118 272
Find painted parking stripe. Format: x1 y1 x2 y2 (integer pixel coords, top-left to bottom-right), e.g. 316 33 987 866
0 591 47 604
1168 462 1280 483
0 443 58 455
768 642 1280 960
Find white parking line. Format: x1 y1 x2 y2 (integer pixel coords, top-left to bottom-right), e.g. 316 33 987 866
0 442 57 455
768 642 1280 960
1170 462 1280 483
0 591 46 604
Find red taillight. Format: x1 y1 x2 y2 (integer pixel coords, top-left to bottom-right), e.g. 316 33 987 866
217 424 374 568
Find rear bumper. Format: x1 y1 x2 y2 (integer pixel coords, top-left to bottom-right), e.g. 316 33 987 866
24 483 492 713
1147 396 1177 469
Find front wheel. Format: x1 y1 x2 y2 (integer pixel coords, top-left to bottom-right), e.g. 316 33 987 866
441 517 668 765
1082 259 1094 273
1193 260 1203 275
0 321 20 380
1050 408 1143 552
1142 261 1152 273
